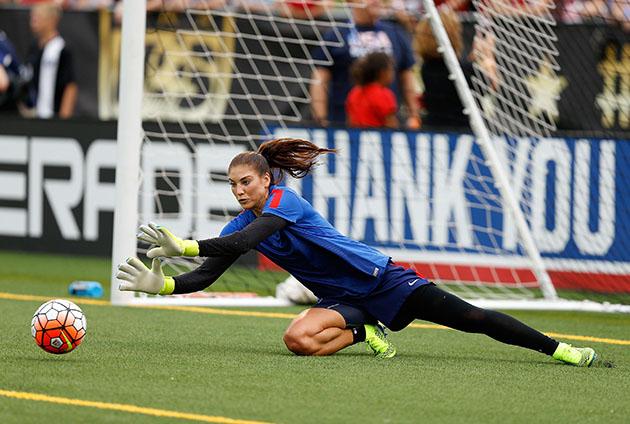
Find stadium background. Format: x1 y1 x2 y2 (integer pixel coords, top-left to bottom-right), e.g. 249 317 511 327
1 3 630 423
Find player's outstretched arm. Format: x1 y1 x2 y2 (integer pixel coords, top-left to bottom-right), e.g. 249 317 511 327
116 257 175 295
137 222 200 258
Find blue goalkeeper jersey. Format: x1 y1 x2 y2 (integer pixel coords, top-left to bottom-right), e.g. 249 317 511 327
220 185 390 299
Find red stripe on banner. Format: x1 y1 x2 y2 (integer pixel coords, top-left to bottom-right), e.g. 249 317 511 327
269 189 283 208
547 271 630 293
393 262 537 285
257 254 630 293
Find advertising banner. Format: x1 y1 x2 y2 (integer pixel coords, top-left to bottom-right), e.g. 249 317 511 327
0 119 117 255
272 128 630 291
0 120 627 291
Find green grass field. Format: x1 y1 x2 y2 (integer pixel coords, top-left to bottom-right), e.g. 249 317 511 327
1 251 629 423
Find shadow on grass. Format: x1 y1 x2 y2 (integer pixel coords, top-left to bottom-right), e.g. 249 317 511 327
5 352 91 363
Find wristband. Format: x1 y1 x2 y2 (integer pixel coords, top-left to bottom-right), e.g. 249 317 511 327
159 276 175 295
181 240 200 257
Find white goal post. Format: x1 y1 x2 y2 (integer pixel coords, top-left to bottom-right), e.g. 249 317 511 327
110 0 630 312
421 0 556 300
111 0 147 306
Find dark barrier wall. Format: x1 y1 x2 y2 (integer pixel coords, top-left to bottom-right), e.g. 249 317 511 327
555 23 628 134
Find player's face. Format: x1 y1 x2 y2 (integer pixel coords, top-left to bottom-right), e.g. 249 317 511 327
228 165 271 215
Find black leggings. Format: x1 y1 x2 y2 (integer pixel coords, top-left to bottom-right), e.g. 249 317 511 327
389 284 559 355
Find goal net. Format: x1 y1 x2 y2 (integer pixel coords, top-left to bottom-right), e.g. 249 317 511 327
110 0 630 311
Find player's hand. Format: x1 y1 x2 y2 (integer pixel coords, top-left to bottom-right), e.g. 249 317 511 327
116 257 173 295
137 222 199 258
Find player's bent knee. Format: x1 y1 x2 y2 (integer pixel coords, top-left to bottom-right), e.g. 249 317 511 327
283 329 316 355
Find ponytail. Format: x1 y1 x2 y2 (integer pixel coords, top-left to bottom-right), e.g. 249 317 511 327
258 138 336 183
228 138 335 185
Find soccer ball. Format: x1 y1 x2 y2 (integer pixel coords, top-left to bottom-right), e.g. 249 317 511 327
31 299 87 354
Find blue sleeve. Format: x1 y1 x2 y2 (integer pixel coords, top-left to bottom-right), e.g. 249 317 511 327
262 188 304 223
220 212 252 236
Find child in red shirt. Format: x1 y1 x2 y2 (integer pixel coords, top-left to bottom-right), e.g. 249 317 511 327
345 52 399 128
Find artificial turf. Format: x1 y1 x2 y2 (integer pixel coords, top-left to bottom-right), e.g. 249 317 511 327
1 251 629 423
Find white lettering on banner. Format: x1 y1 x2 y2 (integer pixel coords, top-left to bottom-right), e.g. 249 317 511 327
195 144 245 239
312 130 351 236
0 136 28 237
531 138 572 252
0 132 620 265
432 134 473 247
29 138 84 239
498 137 532 251
352 131 388 241
390 132 430 244
84 140 117 241
141 143 194 237
573 140 616 255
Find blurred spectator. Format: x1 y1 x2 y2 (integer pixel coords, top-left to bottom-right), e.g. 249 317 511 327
17 0 64 5
235 0 276 14
146 0 226 11
581 0 630 29
0 30 26 114
435 0 471 12
475 0 553 17
277 0 330 20
346 51 399 128
415 9 473 128
25 2 77 118
383 0 471 33
310 0 419 128
556 0 627 24
382 0 419 33
557 0 590 22
64 0 113 10
116 0 226 23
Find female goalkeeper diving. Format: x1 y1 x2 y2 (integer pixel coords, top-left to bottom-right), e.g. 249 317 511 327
117 138 597 366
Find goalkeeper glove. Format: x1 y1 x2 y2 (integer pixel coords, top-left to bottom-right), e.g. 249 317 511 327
116 257 175 295
137 222 199 258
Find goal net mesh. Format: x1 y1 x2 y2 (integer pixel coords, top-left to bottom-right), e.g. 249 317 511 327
120 0 629 306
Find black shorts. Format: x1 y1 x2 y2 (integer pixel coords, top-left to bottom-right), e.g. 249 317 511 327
312 299 378 328
311 261 431 329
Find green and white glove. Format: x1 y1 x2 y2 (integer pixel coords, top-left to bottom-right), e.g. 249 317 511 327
137 222 199 259
116 257 175 295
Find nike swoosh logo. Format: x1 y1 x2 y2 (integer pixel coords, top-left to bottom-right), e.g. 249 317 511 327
60 330 73 351
408 279 418 287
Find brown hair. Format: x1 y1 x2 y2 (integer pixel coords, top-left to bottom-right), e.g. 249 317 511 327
415 9 463 60
350 52 394 86
228 138 336 184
